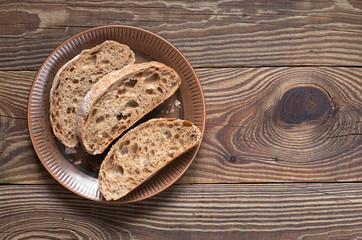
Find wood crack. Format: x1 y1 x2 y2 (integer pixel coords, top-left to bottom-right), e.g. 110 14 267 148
328 133 362 139
0 115 26 120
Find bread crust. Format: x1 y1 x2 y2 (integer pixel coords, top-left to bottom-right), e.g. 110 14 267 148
77 61 182 155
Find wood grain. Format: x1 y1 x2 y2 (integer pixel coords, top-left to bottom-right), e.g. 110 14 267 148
0 71 55 183
0 67 360 184
188 67 362 183
0 0 361 70
0 116 55 184
0 183 362 240
0 71 35 119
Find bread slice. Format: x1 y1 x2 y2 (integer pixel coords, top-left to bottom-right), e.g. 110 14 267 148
50 40 135 148
78 61 182 155
98 118 202 201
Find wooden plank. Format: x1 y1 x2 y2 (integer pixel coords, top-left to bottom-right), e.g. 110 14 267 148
0 183 362 239
0 71 35 119
0 67 361 184
0 0 361 70
0 71 55 183
0 116 55 184
187 67 362 183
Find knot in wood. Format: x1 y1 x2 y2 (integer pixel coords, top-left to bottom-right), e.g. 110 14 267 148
275 86 332 125
227 155 237 163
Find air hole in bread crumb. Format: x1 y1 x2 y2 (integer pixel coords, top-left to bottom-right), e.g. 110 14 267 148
190 134 198 140
150 150 155 156
73 99 78 104
112 165 124 178
183 121 192 127
116 112 124 120
105 114 110 118
118 89 126 95
162 78 167 83
72 79 79 84
127 177 134 182
145 73 160 83
96 116 105 123
92 109 98 116
120 147 128 155
56 123 60 129
106 158 114 169
134 169 140 175
168 153 174 158
111 126 118 135
135 72 145 78
174 134 180 139
101 60 110 64
124 140 130 146
125 78 137 88
70 67 74 72
131 143 137 154
163 130 171 139
126 100 139 108
66 108 71 114
157 87 163 93
146 89 154 94
89 80 92 83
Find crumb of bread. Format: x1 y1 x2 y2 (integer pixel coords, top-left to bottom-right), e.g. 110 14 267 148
175 100 181 107
74 160 81 165
65 147 76 155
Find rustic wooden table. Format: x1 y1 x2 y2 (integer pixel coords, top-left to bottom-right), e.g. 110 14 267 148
1 1 361 239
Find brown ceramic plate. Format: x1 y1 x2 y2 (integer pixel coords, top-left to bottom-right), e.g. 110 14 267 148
28 25 205 202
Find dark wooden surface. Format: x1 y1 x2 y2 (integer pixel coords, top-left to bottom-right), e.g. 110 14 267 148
1 183 362 240
0 1 361 239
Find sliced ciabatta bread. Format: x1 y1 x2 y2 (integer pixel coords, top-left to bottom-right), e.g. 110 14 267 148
50 40 135 148
78 61 182 155
98 118 202 201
